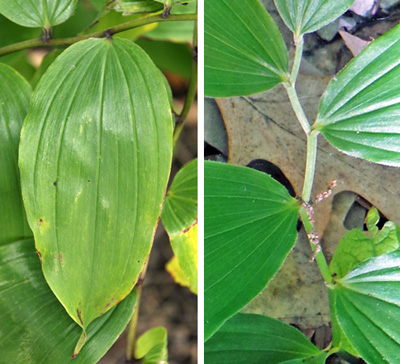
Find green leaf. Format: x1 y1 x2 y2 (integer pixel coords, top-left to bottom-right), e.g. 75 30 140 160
166 255 191 289
19 38 173 341
0 63 32 246
162 158 197 293
332 251 400 364
112 0 164 15
169 223 198 293
144 1 196 43
204 161 299 340
274 0 354 37
0 0 78 28
205 0 288 97
205 313 328 364
162 158 197 234
135 327 168 364
0 238 136 363
330 220 400 279
315 23 400 166
328 289 359 357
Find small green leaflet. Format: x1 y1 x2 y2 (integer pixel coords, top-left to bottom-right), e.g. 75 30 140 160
19 38 173 351
0 63 32 245
315 22 400 166
205 161 299 340
330 208 400 279
205 0 288 97
274 0 354 37
332 252 400 364
0 0 78 28
205 313 328 364
135 327 168 364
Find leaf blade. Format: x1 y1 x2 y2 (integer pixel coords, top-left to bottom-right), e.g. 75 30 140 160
204 161 299 340
316 23 400 166
332 251 400 364
0 63 32 246
0 238 137 363
274 0 354 36
0 0 78 28
19 38 173 331
205 0 288 97
205 313 327 364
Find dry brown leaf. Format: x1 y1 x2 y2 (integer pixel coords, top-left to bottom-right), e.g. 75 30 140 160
217 73 400 239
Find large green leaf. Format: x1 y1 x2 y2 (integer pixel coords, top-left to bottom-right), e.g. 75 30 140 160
19 38 173 343
332 251 400 363
274 0 354 37
205 313 328 364
204 161 299 340
0 0 78 28
205 0 288 97
161 158 198 293
0 238 136 363
315 23 400 166
0 63 32 246
135 327 168 364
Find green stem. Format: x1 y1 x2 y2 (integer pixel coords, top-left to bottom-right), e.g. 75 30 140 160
125 260 149 362
0 13 197 57
290 36 304 85
173 21 198 148
302 130 318 202
299 206 333 284
283 82 310 135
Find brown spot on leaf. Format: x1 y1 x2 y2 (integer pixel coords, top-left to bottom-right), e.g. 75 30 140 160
35 248 42 263
76 309 83 326
60 253 64 267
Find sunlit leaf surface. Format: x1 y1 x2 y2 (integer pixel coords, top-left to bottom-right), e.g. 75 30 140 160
316 23 400 166
19 38 173 337
0 0 78 28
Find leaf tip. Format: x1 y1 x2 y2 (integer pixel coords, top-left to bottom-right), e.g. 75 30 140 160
72 329 87 358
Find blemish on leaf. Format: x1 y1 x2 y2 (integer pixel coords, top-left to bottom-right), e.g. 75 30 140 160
88 179 91 183
35 248 42 263
60 253 64 267
53 181 57 186
76 309 83 326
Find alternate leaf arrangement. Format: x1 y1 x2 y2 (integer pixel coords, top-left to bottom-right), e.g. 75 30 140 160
205 0 400 363
0 0 197 363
